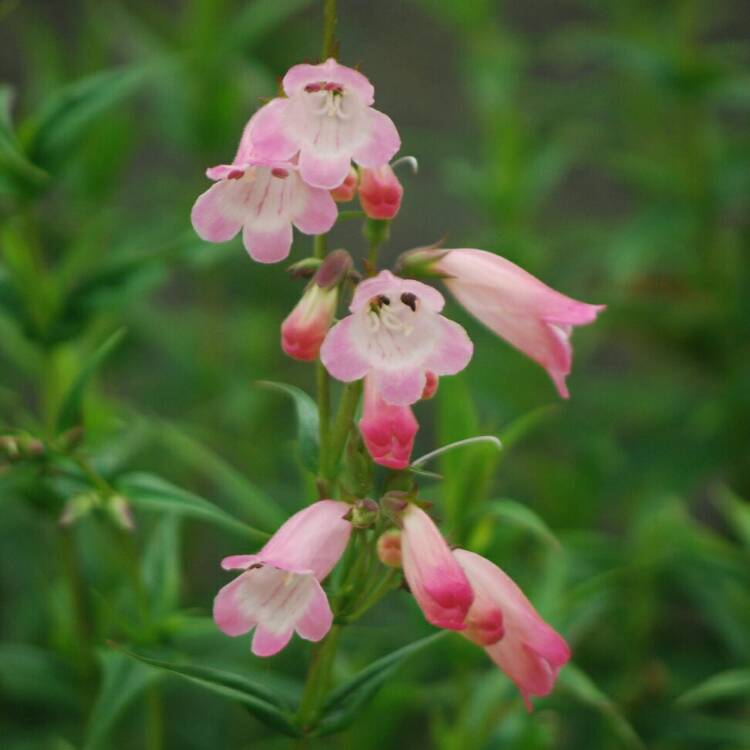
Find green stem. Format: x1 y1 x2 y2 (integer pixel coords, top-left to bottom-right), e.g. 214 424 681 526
316 361 332 490
297 625 341 730
313 233 327 260
146 684 164 750
344 568 400 622
329 380 363 472
321 0 337 60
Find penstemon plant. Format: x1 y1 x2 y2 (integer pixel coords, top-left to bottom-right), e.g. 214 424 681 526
187 1 604 737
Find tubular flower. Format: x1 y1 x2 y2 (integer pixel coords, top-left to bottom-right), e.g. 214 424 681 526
320 270 473 406
404 248 604 397
330 166 359 202
191 157 337 264
453 549 571 709
400 505 474 630
282 284 338 361
248 58 400 190
213 500 352 657
359 377 419 469
358 164 403 220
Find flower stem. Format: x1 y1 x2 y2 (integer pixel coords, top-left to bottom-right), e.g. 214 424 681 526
296 625 341 731
321 0 337 60
316 361 332 491
329 380 363 473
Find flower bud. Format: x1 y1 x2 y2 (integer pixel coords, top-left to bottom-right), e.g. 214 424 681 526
421 372 439 400
330 166 358 202
377 529 402 568
281 284 338 361
359 378 418 469
358 164 403 220
107 494 136 531
346 498 379 529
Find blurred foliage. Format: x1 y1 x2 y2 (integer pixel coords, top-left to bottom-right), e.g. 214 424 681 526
1 0 749 748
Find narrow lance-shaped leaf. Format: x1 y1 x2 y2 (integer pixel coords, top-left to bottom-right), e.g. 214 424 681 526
115 647 300 738
258 381 319 473
676 669 750 708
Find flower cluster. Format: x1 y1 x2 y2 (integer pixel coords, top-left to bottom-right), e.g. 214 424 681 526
193 57 604 710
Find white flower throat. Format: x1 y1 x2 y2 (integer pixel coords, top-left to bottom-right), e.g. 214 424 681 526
366 293 419 337
305 82 353 120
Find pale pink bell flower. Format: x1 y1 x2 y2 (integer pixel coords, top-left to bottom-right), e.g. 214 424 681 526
213 500 351 657
320 271 473 406
359 377 419 469
249 58 400 190
282 283 338 361
402 248 604 398
358 164 403 220
400 505 474 630
454 549 571 709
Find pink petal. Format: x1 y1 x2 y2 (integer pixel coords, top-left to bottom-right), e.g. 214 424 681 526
320 316 370 383
242 223 293 264
352 108 401 169
221 554 262 571
298 148 353 191
292 185 338 235
350 271 445 314
283 58 375 104
252 625 294 657
213 573 257 637
248 98 298 161
295 580 334 642
191 182 243 243
424 317 474 377
206 164 247 181
373 368 426 407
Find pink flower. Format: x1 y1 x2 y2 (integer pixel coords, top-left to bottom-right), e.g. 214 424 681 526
281 284 338 361
248 58 400 190
453 549 571 709
409 248 604 398
320 271 473 406
330 166 359 202
359 377 419 469
421 371 439 400
358 164 403 220
400 505 474 630
213 500 351 657
191 157 337 264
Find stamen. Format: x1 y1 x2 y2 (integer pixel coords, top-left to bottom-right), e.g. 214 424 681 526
271 167 289 179
305 82 323 92
378 295 390 306
400 292 418 311
367 311 381 332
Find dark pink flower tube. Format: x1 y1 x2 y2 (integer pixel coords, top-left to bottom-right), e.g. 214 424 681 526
281 284 338 361
330 166 359 202
359 377 419 469
454 549 571 709
400 505 474 630
358 164 403 220
213 500 352 657
412 248 604 398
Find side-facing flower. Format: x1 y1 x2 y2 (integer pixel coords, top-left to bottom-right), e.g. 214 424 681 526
453 549 571 709
359 377 418 469
358 164 403 220
330 166 359 202
249 58 400 190
400 505 474 630
400 248 604 398
214 500 351 657
320 271 473 405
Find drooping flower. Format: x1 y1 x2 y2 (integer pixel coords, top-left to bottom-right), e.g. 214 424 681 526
376 529 403 568
359 377 419 469
191 157 337 264
453 549 571 709
213 500 351 657
400 504 474 630
358 164 403 220
330 166 359 202
249 58 400 190
399 248 604 398
320 271 473 406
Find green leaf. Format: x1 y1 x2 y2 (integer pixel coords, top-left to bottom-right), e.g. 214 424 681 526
471 498 561 552
714 486 750 550
0 643 76 709
314 632 447 737
0 85 48 188
23 65 150 170
258 381 319 473
116 647 300 737
56 327 126 433
84 651 157 750
117 472 269 542
141 515 181 618
676 669 750 708
558 664 645 750
498 403 560 449
225 0 313 52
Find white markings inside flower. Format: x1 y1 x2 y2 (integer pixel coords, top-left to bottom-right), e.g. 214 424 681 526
304 82 354 120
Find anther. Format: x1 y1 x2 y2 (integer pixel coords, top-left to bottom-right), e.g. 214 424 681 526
400 292 417 311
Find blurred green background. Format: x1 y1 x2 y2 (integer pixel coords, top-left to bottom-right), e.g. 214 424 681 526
1 0 749 748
